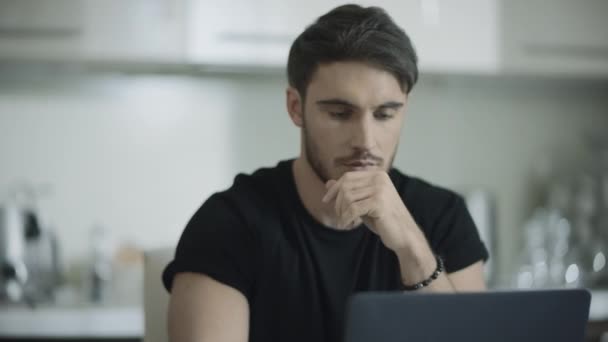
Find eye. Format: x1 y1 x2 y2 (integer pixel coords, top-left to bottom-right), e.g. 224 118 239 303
329 111 352 120
374 111 394 120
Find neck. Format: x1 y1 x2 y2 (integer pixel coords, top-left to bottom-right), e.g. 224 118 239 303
292 156 339 228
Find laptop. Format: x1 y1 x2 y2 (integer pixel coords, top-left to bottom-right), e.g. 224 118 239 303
344 289 591 342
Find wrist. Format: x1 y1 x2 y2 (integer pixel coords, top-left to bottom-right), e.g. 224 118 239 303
390 210 425 252
395 240 437 286
401 254 445 290
393 226 430 261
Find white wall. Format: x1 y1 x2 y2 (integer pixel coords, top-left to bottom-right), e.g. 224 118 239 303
399 75 608 281
1 66 607 281
0 69 238 270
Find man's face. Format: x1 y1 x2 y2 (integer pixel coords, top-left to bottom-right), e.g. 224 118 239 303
293 61 408 182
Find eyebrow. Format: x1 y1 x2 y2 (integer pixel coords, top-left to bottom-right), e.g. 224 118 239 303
316 98 404 110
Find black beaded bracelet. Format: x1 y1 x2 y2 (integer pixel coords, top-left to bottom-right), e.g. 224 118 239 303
402 255 445 291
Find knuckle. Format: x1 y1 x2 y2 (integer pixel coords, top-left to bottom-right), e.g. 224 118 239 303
344 208 352 219
344 190 355 203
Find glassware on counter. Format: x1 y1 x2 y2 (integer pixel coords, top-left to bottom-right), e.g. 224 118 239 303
515 131 608 290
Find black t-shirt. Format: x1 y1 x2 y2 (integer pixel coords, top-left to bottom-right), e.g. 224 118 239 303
163 159 489 342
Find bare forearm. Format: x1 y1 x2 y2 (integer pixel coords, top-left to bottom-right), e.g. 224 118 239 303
395 231 489 292
395 229 455 293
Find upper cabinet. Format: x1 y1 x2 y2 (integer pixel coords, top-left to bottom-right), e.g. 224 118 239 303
185 0 498 74
379 0 499 74
0 0 84 61
0 0 186 63
501 0 608 77
0 0 606 77
82 0 187 63
185 0 309 68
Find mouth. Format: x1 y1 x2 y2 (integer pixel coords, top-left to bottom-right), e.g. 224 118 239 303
344 160 378 168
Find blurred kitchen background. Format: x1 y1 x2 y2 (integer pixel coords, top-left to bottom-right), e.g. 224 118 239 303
1 0 607 341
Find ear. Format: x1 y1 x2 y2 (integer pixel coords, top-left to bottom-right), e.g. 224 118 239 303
286 87 304 127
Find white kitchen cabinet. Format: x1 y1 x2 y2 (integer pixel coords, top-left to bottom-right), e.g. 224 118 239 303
0 0 186 63
381 0 499 73
0 0 84 61
82 0 187 63
502 0 608 77
186 0 499 74
186 0 341 68
3 0 606 78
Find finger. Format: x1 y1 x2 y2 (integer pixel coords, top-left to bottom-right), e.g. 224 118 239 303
335 183 346 221
346 186 376 203
325 179 337 189
335 184 368 223
338 186 375 220
322 178 342 203
343 195 376 227
342 177 374 193
340 170 377 180
339 189 375 229
340 197 377 229
323 173 374 203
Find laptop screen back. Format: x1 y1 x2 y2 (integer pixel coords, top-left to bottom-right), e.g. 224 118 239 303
345 289 590 342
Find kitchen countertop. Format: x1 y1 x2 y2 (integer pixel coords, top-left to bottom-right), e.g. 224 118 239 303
0 289 605 339
0 304 142 338
590 290 608 321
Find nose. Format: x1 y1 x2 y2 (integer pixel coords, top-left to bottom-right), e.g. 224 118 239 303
350 115 375 151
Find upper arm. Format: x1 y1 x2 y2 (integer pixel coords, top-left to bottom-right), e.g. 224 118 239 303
447 260 486 291
168 272 249 342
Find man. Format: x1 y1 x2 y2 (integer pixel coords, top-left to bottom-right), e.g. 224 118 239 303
163 4 488 342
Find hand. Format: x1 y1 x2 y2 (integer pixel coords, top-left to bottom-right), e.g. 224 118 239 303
322 171 421 252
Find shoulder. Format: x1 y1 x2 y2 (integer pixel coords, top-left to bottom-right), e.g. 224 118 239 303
389 168 464 210
194 161 288 227
223 161 285 208
389 168 470 236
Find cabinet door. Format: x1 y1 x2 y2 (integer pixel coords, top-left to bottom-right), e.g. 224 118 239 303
186 0 345 67
186 0 498 73
0 0 186 63
502 0 608 77
381 0 499 74
82 0 186 62
0 0 84 61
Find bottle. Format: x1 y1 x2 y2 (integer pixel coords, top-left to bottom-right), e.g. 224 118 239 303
90 225 113 304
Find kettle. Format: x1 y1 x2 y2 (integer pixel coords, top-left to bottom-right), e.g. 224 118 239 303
0 203 40 302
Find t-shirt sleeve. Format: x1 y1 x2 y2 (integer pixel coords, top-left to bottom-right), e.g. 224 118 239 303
429 193 489 273
161 193 257 301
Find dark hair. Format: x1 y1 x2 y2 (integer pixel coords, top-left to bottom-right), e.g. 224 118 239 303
287 4 418 100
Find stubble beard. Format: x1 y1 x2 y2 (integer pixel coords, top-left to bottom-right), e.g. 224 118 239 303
303 120 333 183
302 118 399 184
